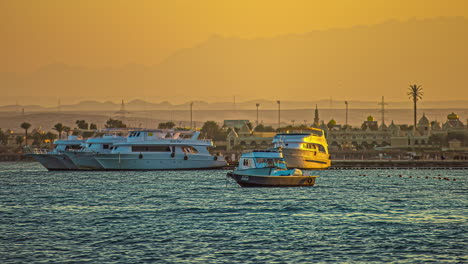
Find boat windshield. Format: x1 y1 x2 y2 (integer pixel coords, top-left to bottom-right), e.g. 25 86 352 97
255 158 287 169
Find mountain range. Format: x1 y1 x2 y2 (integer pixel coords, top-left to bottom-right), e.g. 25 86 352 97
1 99 468 113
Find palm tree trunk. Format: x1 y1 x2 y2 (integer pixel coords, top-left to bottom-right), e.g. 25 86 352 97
413 99 417 129
25 129 28 146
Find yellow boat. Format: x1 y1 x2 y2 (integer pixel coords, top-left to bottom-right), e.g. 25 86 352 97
272 127 331 170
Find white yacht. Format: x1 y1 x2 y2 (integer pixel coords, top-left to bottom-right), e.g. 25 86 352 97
272 128 331 169
65 134 127 170
95 130 227 170
26 136 85 170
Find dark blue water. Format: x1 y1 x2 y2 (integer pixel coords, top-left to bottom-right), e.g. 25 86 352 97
0 162 466 263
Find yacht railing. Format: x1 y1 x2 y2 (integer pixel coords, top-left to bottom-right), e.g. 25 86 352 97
23 147 50 154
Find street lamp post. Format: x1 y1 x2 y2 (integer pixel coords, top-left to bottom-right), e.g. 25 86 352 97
344 101 348 129
190 101 193 129
256 103 260 129
277 100 281 129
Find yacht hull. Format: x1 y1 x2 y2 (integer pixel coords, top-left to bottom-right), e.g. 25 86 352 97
227 172 317 187
95 153 227 170
65 152 103 170
282 148 331 169
27 153 79 170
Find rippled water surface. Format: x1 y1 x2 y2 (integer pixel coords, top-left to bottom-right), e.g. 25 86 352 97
0 162 467 263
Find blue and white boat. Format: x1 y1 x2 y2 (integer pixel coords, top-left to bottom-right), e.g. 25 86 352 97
227 150 318 187
95 130 227 170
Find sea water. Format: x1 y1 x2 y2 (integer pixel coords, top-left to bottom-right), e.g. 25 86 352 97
0 162 466 263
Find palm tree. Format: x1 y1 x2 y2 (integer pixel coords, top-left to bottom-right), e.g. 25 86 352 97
20 122 31 146
407 84 424 130
63 126 71 137
52 123 65 139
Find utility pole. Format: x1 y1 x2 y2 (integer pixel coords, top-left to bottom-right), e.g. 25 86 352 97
256 103 260 129
277 100 281 129
344 101 348 129
378 96 388 126
190 101 193 129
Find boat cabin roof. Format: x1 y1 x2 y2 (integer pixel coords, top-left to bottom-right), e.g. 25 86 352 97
86 135 126 144
53 139 84 145
127 130 200 140
240 150 283 159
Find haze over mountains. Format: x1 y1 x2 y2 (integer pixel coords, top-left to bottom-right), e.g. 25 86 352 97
2 17 467 106
1 99 468 113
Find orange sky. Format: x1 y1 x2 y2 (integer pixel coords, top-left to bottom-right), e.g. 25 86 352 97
2 0 467 73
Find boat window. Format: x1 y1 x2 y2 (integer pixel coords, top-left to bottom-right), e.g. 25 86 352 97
255 158 287 169
182 146 199 154
303 143 317 150
66 145 82 150
114 147 119 150
103 144 109 149
88 144 93 147
132 145 171 152
315 144 326 153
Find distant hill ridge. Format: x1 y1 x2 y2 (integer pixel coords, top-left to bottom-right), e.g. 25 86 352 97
1 99 468 112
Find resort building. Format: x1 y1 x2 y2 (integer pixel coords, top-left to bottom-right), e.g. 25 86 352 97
225 109 468 156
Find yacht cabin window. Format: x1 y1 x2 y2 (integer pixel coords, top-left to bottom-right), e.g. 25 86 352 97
316 144 326 153
182 146 198 154
255 158 287 169
302 143 326 153
65 145 81 151
103 144 109 149
131 145 171 152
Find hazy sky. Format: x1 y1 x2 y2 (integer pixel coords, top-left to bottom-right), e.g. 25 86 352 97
2 0 467 73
